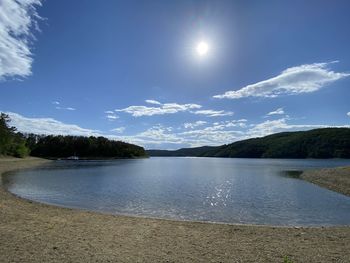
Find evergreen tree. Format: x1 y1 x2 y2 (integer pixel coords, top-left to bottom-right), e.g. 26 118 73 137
0 113 30 157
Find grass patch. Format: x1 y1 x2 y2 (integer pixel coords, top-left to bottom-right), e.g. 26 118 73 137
283 255 294 263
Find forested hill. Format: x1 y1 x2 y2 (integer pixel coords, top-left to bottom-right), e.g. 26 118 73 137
147 146 217 157
27 134 147 159
147 128 350 159
0 113 147 159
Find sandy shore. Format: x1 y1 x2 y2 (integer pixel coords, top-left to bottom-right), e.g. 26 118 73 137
1 158 350 262
301 166 350 197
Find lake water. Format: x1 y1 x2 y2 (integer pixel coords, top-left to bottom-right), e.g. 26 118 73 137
3 157 350 226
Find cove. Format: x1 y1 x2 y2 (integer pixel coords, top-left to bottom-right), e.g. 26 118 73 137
3 157 350 226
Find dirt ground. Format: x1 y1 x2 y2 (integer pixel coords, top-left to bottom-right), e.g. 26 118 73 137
1 157 349 262
301 166 350 197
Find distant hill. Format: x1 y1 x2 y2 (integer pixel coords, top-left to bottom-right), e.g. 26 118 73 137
147 146 217 157
147 128 350 159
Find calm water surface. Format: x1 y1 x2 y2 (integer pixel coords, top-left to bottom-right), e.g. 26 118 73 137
3 157 350 226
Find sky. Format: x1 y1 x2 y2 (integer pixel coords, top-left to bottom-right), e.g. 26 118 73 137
1 0 350 149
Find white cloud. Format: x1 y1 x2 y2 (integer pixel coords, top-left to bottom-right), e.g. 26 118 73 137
179 129 243 146
266 107 285 116
182 119 247 134
347 112 350 117
104 110 119 121
214 62 350 99
145 99 162 105
183 121 207 129
123 120 248 148
52 101 75 111
129 125 184 145
106 114 118 121
223 119 247 128
248 119 293 137
56 106 76 111
116 102 202 117
0 0 42 79
6 111 101 136
111 127 125 134
193 109 234 117
116 101 234 119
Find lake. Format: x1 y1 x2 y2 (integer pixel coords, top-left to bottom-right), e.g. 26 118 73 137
3 157 350 226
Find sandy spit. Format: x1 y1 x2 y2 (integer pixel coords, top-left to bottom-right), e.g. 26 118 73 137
301 166 350 197
0 157 349 263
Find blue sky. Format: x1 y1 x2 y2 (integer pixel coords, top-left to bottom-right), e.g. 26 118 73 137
1 0 350 149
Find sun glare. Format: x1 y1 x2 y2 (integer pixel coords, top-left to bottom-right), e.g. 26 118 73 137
196 41 209 56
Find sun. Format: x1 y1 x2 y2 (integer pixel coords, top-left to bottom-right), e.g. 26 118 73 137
196 41 209 56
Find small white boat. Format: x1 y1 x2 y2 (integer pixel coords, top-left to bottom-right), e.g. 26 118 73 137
67 156 79 160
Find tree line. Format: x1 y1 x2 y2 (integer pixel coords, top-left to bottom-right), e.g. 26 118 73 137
27 134 146 158
0 113 147 159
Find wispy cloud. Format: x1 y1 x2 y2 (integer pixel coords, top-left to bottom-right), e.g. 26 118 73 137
6 112 101 136
106 114 118 121
126 125 183 145
55 106 76 111
179 129 243 146
0 0 42 80
347 112 350 117
111 127 125 133
116 100 235 118
185 120 247 133
266 107 285 116
183 121 207 129
116 102 202 117
221 119 247 128
104 110 119 121
52 101 76 111
193 109 234 117
117 119 249 148
145 99 162 105
214 62 350 99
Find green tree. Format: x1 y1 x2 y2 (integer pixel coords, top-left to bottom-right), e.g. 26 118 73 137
0 113 30 158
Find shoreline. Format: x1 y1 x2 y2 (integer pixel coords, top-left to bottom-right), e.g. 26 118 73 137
1 158 350 262
301 166 350 197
